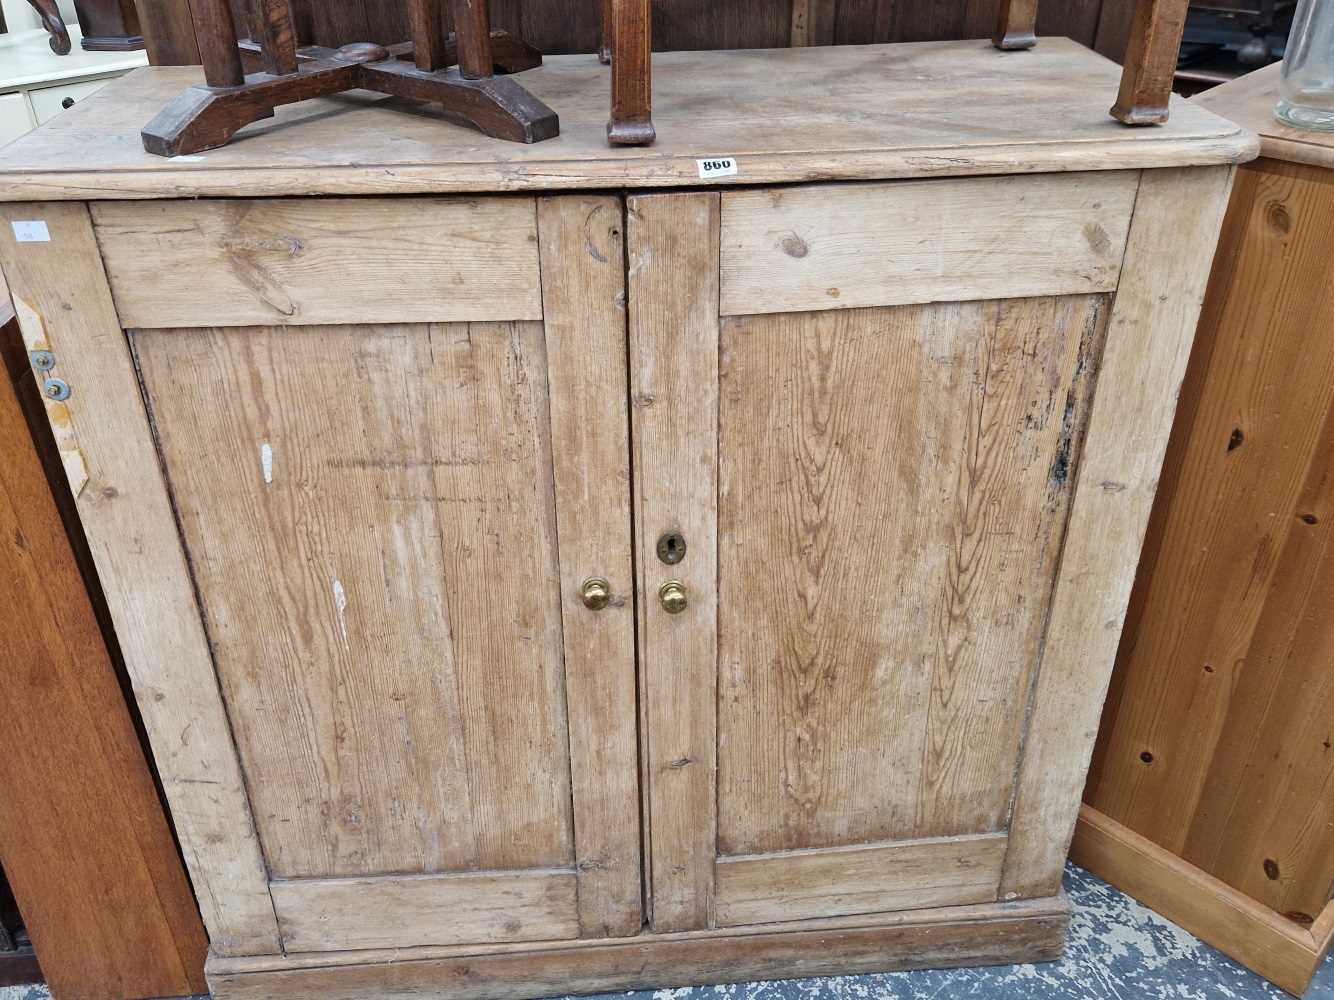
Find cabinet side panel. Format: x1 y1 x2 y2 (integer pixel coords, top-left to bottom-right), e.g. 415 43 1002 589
1001 165 1237 899
132 322 575 880
0 202 280 955
1088 160 1334 922
627 192 721 933
538 195 644 938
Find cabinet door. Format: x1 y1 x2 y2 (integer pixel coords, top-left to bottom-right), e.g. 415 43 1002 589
1 196 641 955
626 172 1222 932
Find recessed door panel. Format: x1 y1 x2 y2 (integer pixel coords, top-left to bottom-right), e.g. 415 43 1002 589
717 295 1108 857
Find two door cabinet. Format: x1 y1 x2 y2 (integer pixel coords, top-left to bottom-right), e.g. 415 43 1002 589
0 40 1256 1000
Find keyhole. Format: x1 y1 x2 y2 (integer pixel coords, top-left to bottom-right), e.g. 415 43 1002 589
656 531 687 565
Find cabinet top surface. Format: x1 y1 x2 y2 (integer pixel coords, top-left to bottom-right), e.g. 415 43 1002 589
0 38 1256 201
1194 63 1334 169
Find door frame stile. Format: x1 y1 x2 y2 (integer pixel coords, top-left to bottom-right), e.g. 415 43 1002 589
1000 165 1239 900
627 191 722 932
537 193 645 939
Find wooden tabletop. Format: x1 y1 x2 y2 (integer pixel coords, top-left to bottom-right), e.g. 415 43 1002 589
1194 63 1334 169
0 38 1257 201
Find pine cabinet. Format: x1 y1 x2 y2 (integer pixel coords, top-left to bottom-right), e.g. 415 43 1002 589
0 38 1255 1000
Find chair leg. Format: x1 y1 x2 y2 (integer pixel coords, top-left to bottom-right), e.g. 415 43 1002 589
452 0 494 79
254 0 298 75
1110 0 1190 124
608 0 654 145
993 0 1038 50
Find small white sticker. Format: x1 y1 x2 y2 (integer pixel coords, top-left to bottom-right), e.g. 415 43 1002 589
11 221 50 243
697 157 738 180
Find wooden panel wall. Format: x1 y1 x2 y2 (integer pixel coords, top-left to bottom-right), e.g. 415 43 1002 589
135 0 1128 64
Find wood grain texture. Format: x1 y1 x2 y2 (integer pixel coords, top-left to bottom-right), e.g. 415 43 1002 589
791 0 836 46
132 321 575 880
134 0 201 64
0 317 208 997
207 895 1070 1000
192 0 244 87
271 870 579 951
537 195 642 938
1071 806 1328 996
717 296 1108 854
1092 0 1137 61
0 42 1256 201
719 172 1137 316
0 202 280 956
91 198 542 328
140 0 1117 58
715 833 1007 926
1000 165 1237 901
1087 159 1334 926
253 0 298 75
607 0 654 145
627 192 720 933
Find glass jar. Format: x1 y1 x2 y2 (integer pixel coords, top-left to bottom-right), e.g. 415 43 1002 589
1278 0 1334 130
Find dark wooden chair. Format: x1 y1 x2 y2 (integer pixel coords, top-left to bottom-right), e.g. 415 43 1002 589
602 0 1192 145
142 0 558 156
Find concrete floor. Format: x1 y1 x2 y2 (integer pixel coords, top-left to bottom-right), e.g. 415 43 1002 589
3 864 1330 1000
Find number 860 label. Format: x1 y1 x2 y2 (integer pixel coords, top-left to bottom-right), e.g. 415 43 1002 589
697 157 739 179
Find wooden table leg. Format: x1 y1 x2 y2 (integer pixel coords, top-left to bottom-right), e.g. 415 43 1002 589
994 0 1038 50
253 0 298 76
600 0 613 63
1110 0 1190 124
410 0 447 71
193 0 245 87
452 0 494 79
608 0 654 145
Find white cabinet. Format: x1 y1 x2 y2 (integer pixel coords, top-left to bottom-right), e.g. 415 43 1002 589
0 93 35 148
0 25 145 147
28 77 114 124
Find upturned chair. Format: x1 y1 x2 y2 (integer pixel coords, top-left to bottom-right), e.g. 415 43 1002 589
601 0 1193 145
142 0 557 156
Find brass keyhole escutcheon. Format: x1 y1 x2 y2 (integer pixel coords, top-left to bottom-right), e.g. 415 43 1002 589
658 580 688 614
656 530 687 565
581 577 611 610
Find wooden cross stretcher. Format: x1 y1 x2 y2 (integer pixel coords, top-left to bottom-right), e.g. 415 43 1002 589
142 0 558 156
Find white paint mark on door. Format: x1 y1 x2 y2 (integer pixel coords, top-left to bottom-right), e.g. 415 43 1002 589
260 442 274 484
332 578 350 649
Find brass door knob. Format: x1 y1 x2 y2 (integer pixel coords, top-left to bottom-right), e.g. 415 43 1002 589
658 580 688 614
580 577 611 610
